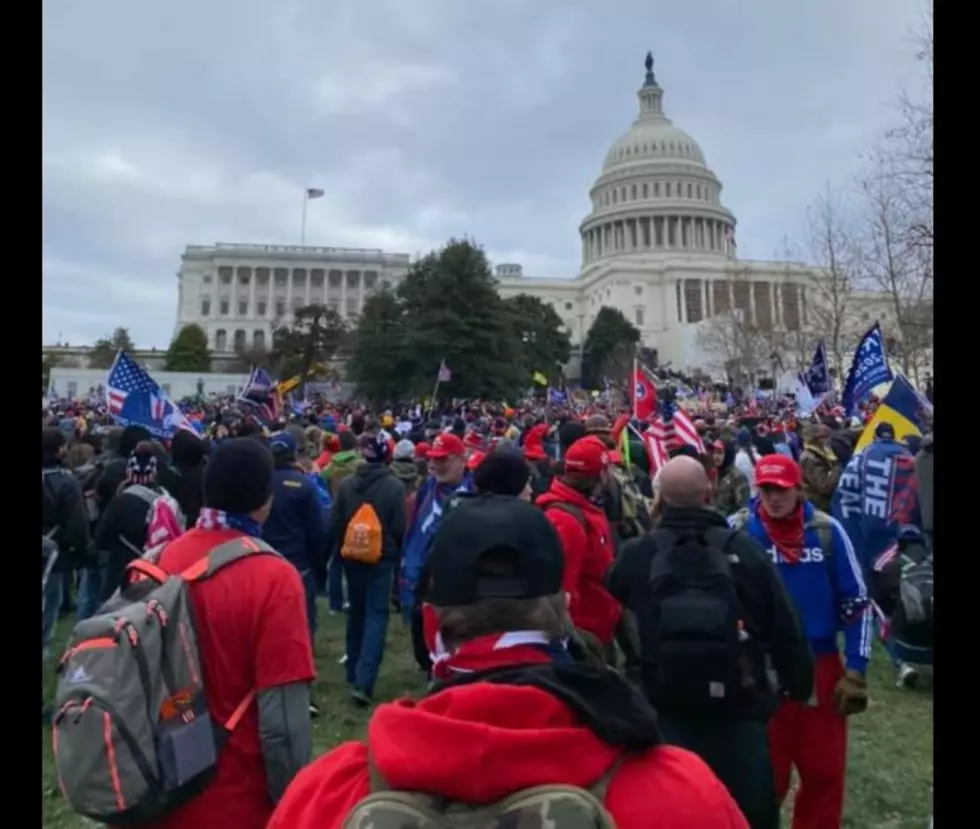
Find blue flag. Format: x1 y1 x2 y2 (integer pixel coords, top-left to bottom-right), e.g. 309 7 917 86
841 323 893 415
106 352 199 440
804 340 831 395
238 367 281 426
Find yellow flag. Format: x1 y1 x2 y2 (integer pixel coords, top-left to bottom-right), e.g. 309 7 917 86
532 371 548 385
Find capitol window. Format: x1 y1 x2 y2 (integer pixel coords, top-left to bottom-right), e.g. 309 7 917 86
203 273 213 284
654 182 660 196
631 184 637 199
635 308 644 326
565 302 573 310
696 184 702 199
635 286 642 295
665 183 671 197
621 187 626 200
219 267 232 284
643 183 648 198
200 299 211 316
276 301 286 318
687 183 693 198
257 301 267 317
613 190 618 204
219 300 229 316
238 301 248 316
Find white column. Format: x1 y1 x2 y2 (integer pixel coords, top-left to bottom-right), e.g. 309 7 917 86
248 274 256 320
749 279 757 326
679 280 687 323
769 282 776 329
286 269 294 312
304 272 311 305
701 279 709 320
341 271 348 313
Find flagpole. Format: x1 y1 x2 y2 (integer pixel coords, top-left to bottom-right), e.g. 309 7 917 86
300 189 308 246
428 376 442 420
631 356 638 420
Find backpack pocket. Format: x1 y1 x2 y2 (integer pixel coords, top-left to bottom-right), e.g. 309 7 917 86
155 697 219 794
52 697 158 824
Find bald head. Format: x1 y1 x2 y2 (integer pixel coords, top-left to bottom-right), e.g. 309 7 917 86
658 456 711 508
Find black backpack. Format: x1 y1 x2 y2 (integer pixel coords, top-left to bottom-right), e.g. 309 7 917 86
890 553 933 660
640 527 759 717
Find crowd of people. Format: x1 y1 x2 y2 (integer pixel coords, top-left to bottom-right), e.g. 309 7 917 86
41 390 933 829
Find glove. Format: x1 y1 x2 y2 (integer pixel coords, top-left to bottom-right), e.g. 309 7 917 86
832 670 868 716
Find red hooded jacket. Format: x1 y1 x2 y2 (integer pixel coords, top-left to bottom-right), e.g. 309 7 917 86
267 681 748 829
536 479 621 644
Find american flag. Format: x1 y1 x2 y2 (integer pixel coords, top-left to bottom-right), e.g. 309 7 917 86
642 404 706 476
107 353 162 416
306 187 324 199
437 360 452 383
238 367 281 426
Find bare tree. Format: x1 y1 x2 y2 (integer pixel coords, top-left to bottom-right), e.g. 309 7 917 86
801 185 862 378
856 156 933 382
697 307 770 385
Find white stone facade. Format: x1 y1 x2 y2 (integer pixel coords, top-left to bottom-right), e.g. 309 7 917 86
495 57 891 379
175 243 411 352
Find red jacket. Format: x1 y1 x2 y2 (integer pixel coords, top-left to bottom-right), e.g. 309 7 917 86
267 681 748 829
536 479 621 644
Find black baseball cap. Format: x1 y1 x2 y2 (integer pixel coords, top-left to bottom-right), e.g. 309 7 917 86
426 494 564 607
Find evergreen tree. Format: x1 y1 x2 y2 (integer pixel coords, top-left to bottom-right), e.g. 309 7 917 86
347 288 412 406
581 306 640 388
165 323 212 372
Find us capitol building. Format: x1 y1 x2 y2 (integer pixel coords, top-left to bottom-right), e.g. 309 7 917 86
172 54 897 379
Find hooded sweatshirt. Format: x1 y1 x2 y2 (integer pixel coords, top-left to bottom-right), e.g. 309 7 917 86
328 463 407 565
266 662 748 829
320 449 363 496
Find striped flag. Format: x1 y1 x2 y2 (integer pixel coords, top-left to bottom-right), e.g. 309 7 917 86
306 187 324 199
642 405 706 479
641 428 670 477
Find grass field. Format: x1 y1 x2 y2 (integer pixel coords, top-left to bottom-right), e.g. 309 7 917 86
42 603 932 828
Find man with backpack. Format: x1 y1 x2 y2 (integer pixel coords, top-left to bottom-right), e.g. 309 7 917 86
53 437 315 829
267 494 750 829
607 455 813 829
42 428 90 723
537 435 621 664
328 433 407 706
731 454 873 829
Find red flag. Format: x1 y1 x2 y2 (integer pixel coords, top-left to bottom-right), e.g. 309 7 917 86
632 366 657 420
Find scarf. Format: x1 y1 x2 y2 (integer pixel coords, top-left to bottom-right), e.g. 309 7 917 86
195 507 263 538
422 604 570 682
756 500 805 564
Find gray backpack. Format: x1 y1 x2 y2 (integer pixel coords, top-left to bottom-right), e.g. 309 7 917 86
52 535 279 824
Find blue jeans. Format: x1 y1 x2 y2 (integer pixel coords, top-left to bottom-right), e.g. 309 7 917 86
298 568 318 648
343 560 393 698
42 572 66 663
327 553 345 611
76 567 105 622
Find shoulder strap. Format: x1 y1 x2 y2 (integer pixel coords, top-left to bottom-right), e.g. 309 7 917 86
181 536 280 582
648 528 677 553
125 484 160 507
805 509 835 562
588 755 628 803
544 501 587 530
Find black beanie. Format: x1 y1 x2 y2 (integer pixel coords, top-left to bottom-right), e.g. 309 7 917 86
558 421 587 451
473 452 531 497
203 438 274 514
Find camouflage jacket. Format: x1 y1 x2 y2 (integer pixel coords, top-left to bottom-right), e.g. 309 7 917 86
799 446 840 513
712 466 751 517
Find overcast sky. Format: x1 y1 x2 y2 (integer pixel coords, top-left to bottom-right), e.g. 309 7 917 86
43 0 928 349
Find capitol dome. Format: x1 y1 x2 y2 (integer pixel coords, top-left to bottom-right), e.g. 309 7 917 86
580 54 737 266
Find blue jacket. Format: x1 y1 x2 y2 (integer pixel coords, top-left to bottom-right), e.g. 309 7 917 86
400 473 473 614
733 499 873 674
832 438 921 571
262 467 328 572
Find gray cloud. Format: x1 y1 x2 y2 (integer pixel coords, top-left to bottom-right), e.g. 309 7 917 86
43 0 926 347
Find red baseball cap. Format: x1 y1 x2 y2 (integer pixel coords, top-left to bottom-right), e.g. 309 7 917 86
427 433 465 459
414 441 431 459
563 436 611 476
755 454 802 489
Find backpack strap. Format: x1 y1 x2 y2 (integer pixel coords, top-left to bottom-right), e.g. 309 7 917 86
543 502 588 531
588 754 629 803
181 536 280 582
804 509 834 562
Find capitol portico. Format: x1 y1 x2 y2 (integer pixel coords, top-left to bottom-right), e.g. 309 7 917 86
494 54 825 378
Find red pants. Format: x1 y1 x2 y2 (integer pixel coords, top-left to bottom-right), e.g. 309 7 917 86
768 653 848 829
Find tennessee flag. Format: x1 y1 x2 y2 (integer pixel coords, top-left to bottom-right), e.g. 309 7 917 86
632 366 657 420
855 373 931 452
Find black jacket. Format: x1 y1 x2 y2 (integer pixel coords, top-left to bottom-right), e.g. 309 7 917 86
607 505 813 721
328 463 407 566
42 461 91 572
93 486 158 600
263 467 328 572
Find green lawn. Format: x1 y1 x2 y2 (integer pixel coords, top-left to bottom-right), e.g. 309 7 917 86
42 604 932 828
